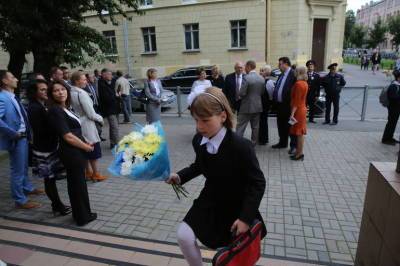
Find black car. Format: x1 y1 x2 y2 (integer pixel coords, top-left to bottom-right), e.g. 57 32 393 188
160 66 213 90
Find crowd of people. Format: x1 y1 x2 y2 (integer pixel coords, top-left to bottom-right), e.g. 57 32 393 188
0 66 144 227
186 58 346 160
0 57 349 265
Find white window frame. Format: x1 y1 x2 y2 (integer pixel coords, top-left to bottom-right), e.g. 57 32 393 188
182 0 197 4
140 0 153 6
102 30 118 56
230 20 247 48
184 23 200 51
142 27 157 53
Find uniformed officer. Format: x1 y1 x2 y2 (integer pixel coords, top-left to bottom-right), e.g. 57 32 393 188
305 60 321 123
321 63 346 125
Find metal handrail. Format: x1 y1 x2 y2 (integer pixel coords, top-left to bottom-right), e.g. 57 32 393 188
163 85 386 121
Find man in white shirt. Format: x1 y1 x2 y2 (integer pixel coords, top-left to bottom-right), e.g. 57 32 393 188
115 70 132 123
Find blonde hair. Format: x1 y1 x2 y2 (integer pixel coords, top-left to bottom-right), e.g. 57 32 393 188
211 65 220 74
190 87 235 129
295 66 308 81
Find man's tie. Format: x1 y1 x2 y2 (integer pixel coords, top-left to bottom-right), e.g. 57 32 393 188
273 75 283 102
15 96 31 138
235 75 240 101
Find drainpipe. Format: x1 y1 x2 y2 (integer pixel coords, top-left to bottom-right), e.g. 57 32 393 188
122 18 133 77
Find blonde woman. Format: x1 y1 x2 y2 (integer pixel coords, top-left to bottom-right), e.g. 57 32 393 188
289 66 308 161
144 68 163 123
208 65 225 89
70 71 107 182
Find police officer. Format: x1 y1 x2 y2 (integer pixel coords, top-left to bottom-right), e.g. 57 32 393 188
321 63 346 125
382 70 400 145
306 60 320 123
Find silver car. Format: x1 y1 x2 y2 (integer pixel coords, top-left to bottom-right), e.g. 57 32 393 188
128 79 177 111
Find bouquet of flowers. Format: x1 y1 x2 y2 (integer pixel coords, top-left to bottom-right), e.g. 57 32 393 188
108 121 188 199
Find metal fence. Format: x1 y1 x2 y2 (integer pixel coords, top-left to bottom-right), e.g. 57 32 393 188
159 86 388 121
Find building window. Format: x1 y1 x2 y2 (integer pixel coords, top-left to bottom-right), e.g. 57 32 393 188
140 0 153 6
230 20 246 48
182 0 197 4
142 27 157 52
184 24 199 50
103 30 118 55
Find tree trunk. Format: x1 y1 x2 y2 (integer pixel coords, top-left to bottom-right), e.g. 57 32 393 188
7 49 27 96
33 50 58 80
7 49 26 83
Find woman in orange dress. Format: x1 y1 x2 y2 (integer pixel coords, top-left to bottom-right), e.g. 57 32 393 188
289 66 309 161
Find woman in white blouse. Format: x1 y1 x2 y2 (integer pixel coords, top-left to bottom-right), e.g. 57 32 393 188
144 68 164 123
70 71 107 182
187 67 212 106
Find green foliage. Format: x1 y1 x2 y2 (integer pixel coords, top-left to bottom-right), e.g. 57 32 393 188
343 56 395 70
0 0 143 75
388 15 400 50
349 24 367 48
344 10 356 48
367 18 388 48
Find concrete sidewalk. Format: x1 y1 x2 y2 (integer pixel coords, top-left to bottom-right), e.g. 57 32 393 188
0 114 398 265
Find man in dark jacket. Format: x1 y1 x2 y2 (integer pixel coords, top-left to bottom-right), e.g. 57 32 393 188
382 70 400 145
321 63 346 125
306 60 321 123
272 57 296 149
97 68 119 148
223 62 245 112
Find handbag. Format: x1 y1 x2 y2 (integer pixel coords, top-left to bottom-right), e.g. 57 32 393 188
212 220 264 266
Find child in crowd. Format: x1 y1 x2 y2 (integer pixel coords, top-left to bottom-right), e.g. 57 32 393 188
166 87 266 266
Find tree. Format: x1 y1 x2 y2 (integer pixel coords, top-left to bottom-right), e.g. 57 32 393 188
0 0 143 80
388 15 400 51
349 24 367 48
367 18 388 48
344 10 356 48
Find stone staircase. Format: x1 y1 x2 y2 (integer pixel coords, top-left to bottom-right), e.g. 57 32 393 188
0 216 324 266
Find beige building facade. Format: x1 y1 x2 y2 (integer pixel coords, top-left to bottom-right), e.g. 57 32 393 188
0 0 347 77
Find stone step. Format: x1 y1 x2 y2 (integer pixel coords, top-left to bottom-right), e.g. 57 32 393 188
0 216 323 266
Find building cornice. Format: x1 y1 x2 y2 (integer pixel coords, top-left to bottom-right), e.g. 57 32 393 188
306 0 346 20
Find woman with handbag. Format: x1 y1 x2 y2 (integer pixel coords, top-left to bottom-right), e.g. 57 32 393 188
27 79 71 216
69 71 107 182
166 87 266 266
144 68 163 123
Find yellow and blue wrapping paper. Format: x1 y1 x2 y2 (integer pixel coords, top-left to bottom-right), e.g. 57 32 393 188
108 121 171 180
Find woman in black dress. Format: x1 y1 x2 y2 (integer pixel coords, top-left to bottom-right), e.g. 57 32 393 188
47 81 97 226
27 79 70 216
166 87 266 265
208 65 225 90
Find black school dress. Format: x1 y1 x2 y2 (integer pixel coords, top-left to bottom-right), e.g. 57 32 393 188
48 106 93 225
177 129 267 249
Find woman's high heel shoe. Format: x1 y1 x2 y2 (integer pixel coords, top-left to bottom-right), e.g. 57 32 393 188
290 154 304 161
52 205 72 216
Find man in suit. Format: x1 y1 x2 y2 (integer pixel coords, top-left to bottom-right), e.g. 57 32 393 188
223 62 245 112
306 60 321 123
50 67 71 90
321 63 346 125
236 60 265 145
97 68 119 149
272 57 296 149
0 70 43 209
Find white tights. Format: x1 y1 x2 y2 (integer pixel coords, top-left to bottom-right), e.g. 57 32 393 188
177 222 203 266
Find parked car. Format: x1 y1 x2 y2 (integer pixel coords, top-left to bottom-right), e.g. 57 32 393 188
160 66 213 90
128 79 177 111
